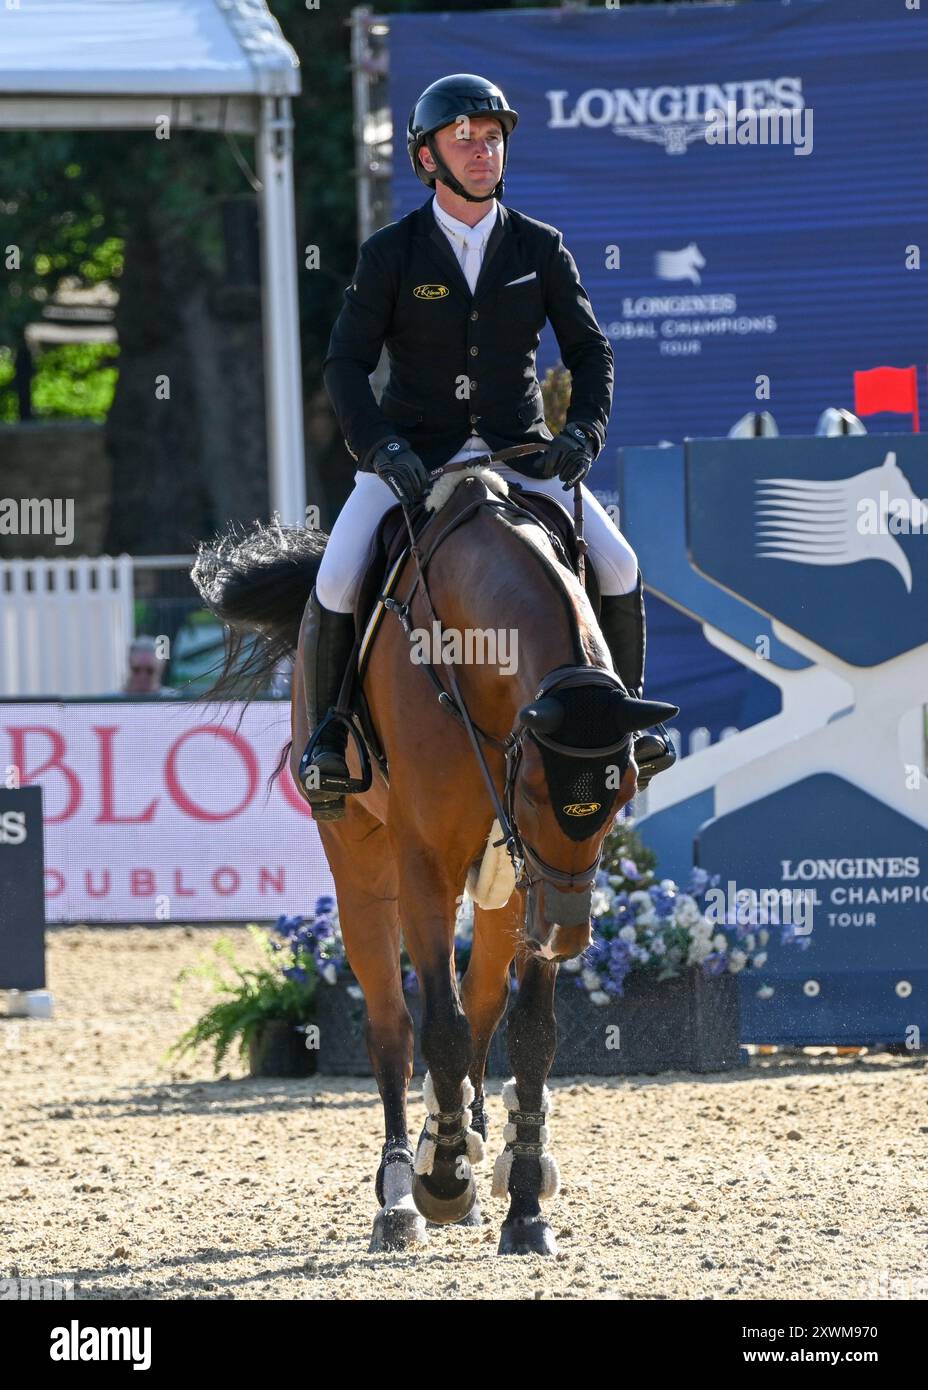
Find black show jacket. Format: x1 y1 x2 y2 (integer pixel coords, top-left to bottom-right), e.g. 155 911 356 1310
322 197 614 480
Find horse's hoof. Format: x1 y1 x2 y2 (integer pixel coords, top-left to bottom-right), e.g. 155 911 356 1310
368 1204 429 1253
426 1198 483 1231
412 1172 477 1225
497 1215 558 1256
456 1199 483 1227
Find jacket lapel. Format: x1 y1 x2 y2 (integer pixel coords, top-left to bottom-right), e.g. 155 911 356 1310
417 198 518 304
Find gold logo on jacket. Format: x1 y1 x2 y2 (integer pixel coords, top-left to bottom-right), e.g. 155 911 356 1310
413 283 450 300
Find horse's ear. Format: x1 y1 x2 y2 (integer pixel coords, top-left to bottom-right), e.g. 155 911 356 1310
518 696 564 734
611 692 679 734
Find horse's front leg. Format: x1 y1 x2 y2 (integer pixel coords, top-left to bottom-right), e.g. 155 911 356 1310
315 809 427 1254
493 954 560 1256
397 850 485 1225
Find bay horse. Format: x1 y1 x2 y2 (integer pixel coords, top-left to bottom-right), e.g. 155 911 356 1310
192 460 675 1256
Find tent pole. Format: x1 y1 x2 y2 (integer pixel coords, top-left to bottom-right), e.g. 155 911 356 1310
256 94 307 526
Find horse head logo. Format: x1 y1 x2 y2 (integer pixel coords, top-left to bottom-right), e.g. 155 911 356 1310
655 243 706 285
755 451 928 593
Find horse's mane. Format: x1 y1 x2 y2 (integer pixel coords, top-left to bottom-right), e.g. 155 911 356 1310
487 506 608 671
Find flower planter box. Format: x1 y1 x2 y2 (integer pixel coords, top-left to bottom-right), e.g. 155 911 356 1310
315 979 433 1076
248 1019 317 1078
488 968 742 1077
314 968 740 1078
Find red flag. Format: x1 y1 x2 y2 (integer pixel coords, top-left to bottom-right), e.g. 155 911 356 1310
854 365 920 432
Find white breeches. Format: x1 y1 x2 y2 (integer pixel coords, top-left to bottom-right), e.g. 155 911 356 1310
315 467 639 614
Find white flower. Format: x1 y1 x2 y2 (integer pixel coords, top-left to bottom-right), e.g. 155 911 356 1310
321 962 338 985
649 935 667 956
561 956 582 973
758 929 769 946
752 952 768 968
691 919 713 939
659 878 678 892
631 945 650 964
591 887 614 918
618 924 637 943
712 934 728 953
582 967 601 991
673 894 702 927
744 933 756 952
727 949 748 973
687 938 712 965
608 874 624 888
346 983 364 1000
756 984 774 1000
628 890 652 908
589 990 611 1007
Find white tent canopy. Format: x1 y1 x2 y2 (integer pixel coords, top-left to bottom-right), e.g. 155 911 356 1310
0 0 306 524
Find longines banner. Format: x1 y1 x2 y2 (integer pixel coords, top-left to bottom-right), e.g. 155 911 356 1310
389 0 928 457
0 703 335 923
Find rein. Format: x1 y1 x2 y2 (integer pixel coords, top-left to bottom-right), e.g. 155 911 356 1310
389 448 625 895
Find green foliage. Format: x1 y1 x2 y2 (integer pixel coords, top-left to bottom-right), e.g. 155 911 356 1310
33 342 119 419
167 926 317 1075
540 363 573 436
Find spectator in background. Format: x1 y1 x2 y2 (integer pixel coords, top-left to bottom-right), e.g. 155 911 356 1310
121 636 177 698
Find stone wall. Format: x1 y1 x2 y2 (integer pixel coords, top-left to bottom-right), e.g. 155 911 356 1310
0 422 112 559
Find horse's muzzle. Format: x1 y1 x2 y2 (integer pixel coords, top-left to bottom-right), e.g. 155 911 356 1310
525 882 593 960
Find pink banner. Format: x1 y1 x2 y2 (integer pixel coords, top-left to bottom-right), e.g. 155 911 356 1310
0 703 335 922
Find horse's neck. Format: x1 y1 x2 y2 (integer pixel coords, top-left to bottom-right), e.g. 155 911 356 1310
435 508 591 723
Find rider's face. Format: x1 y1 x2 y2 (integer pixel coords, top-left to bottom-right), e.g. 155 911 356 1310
423 117 503 194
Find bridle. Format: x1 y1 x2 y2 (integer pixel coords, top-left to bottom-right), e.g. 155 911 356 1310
387 447 630 896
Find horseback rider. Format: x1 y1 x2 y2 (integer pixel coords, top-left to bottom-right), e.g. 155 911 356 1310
300 73 675 817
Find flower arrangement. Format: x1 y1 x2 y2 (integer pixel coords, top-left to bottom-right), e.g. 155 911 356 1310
274 893 475 998
172 813 811 1065
568 822 811 1005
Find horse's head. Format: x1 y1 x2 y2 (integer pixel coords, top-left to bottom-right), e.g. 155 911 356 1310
508 670 677 961
880 452 928 532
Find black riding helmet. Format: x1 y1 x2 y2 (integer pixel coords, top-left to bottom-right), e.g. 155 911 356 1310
407 73 519 203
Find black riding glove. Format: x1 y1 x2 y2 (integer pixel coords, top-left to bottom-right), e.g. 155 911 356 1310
537 421 599 489
371 438 431 507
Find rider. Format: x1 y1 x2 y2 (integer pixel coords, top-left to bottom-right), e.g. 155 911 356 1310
300 73 675 817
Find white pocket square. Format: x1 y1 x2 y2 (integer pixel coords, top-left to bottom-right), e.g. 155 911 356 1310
504 272 537 287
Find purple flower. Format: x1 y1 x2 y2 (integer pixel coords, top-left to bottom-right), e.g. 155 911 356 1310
402 968 419 995
274 913 304 938
689 867 710 895
314 895 336 915
620 857 640 881
283 966 308 984
701 952 727 977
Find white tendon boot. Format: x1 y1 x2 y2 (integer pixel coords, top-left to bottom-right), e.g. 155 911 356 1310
491 1077 560 1202
414 1070 486 1177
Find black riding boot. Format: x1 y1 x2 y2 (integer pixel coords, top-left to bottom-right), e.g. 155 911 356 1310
297 586 357 821
598 574 676 791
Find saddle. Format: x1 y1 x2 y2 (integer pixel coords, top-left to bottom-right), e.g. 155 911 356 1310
343 476 601 782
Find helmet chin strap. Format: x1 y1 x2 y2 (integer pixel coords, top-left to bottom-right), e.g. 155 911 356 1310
424 133 501 203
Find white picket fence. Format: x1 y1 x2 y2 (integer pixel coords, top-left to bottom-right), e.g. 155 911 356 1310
0 555 135 697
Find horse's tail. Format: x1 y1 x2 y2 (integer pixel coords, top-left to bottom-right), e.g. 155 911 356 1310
190 518 326 705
